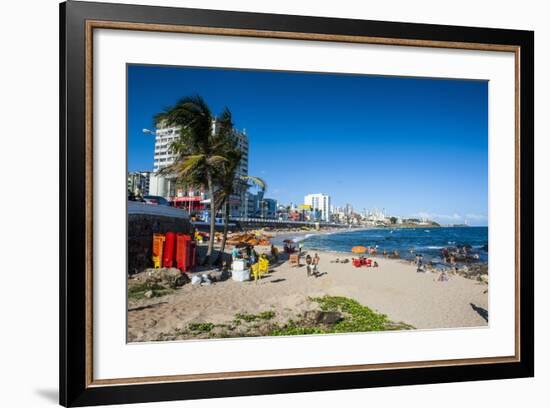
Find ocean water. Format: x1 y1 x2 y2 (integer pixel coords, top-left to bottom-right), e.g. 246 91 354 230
276 227 488 264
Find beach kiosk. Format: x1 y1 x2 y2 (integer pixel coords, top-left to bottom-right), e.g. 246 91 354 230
232 259 250 282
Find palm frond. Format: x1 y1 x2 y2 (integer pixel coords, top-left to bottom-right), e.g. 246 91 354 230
241 175 267 192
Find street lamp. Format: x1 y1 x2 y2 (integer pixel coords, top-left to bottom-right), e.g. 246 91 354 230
142 128 156 136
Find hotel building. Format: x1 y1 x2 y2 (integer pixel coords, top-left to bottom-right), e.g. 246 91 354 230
304 193 332 222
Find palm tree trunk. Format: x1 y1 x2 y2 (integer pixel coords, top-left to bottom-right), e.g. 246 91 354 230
217 201 230 265
205 170 216 265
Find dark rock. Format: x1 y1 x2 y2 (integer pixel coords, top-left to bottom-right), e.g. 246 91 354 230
144 268 188 288
305 310 343 325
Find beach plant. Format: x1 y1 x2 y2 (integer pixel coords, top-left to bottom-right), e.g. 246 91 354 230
188 322 215 333
234 311 276 323
257 310 276 320
128 282 173 300
269 296 414 336
155 95 235 265
313 296 414 332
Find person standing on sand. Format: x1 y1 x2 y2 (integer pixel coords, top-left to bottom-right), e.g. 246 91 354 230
313 253 320 276
305 254 313 277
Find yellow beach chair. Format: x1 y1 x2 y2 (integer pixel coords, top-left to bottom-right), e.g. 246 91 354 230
251 258 270 282
259 258 269 274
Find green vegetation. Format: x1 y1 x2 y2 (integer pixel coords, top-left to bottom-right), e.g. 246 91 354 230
235 311 276 322
270 296 413 336
188 322 215 333
156 297 413 341
128 283 173 300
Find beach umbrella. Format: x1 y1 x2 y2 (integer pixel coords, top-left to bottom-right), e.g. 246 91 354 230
351 246 367 254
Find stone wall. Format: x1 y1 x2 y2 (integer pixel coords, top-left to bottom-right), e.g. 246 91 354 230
128 213 192 275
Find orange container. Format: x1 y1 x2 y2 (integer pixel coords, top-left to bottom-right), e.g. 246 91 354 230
152 233 165 268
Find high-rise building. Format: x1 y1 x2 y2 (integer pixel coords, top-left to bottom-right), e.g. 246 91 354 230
127 171 151 196
152 127 178 173
304 193 331 222
150 121 249 216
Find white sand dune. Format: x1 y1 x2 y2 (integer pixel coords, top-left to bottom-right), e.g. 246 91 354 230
127 250 488 342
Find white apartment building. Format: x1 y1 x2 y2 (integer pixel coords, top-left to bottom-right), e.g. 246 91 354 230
364 208 387 223
150 121 249 216
153 122 248 177
304 193 331 222
153 126 178 173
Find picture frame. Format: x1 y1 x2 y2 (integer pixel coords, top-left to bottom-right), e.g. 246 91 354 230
60 0 534 406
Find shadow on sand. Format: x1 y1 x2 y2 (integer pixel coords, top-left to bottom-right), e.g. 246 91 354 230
470 302 488 322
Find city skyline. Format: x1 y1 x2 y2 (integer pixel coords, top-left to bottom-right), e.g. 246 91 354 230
128 64 488 226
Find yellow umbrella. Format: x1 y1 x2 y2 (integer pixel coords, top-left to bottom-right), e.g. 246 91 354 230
351 246 367 254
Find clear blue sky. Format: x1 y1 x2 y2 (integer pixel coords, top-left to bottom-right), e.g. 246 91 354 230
128 64 488 226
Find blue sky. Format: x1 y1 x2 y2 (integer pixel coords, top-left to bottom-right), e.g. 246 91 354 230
128 64 488 226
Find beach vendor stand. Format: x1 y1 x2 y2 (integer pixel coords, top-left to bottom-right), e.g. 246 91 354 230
231 242 250 281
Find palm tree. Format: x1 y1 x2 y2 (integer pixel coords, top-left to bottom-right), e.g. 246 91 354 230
155 95 234 265
214 148 266 264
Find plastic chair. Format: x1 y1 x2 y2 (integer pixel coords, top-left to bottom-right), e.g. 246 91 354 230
259 258 269 275
251 263 261 282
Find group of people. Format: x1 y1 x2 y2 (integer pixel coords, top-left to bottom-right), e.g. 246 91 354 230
415 252 451 282
231 244 279 267
231 244 259 266
304 253 321 277
441 245 480 264
381 249 400 258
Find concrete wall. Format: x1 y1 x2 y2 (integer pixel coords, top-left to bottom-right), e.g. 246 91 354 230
128 209 192 274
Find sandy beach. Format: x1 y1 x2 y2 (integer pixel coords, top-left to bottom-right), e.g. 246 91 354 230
128 247 488 342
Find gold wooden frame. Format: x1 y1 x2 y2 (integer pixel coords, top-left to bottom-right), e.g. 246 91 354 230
84 20 521 388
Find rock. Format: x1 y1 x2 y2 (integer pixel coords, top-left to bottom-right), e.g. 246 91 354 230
305 310 343 325
144 318 157 328
175 273 191 287
144 290 154 299
144 268 188 288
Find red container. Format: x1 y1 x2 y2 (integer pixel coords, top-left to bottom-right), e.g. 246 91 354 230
175 234 197 272
176 234 190 271
163 232 176 268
